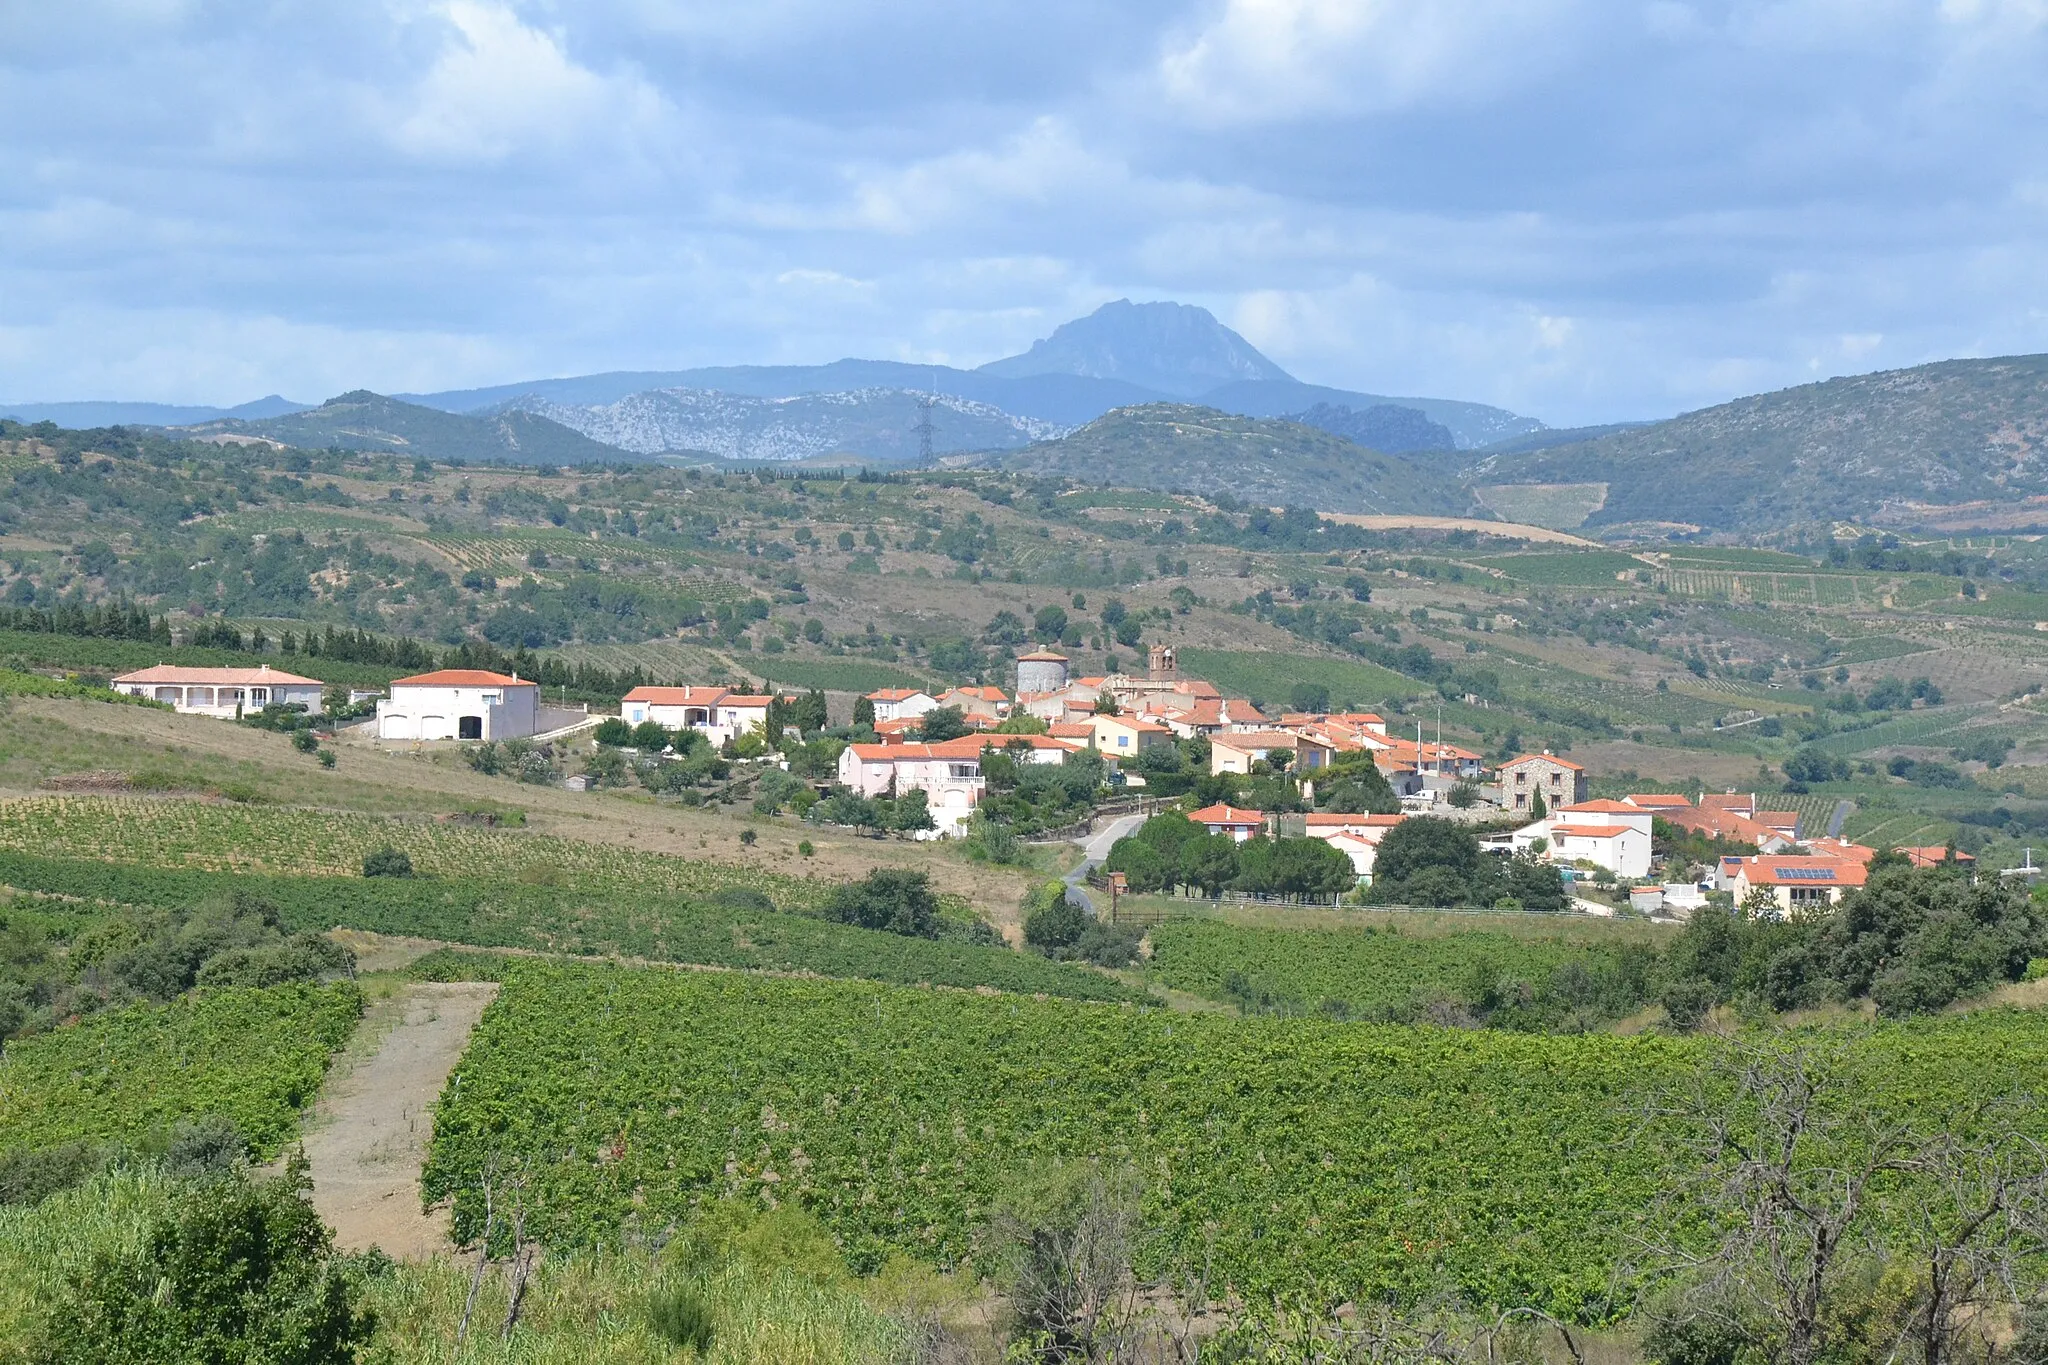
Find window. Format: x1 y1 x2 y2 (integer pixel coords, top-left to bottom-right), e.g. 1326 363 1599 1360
458 716 483 741
1117 736 1129 748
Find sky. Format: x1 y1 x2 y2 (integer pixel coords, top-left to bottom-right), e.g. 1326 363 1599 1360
4 1 2048 426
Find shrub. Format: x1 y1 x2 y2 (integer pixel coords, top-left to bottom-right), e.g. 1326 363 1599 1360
1024 887 1087 953
37 1163 373 1365
823 869 940 939
646 1283 716 1353
361 846 414 879
290 729 319 754
1075 922 1142 969
316 751 336 769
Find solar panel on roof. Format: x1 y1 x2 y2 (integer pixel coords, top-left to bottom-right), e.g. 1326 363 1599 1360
1774 867 1837 880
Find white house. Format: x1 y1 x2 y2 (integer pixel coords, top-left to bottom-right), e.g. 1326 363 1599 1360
835 737 989 836
1187 802 1267 841
1510 799 1654 879
377 669 540 742
618 686 777 747
1302 812 1406 882
112 664 325 718
865 688 940 723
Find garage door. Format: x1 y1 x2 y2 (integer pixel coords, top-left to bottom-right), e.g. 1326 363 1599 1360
380 713 417 740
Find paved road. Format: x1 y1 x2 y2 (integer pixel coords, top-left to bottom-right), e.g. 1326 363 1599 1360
1828 799 1854 838
1063 813 1145 912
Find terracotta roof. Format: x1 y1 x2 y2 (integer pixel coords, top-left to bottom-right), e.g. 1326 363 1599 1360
943 685 1010 702
1552 823 1639 839
391 669 535 688
1017 650 1069 662
1897 846 1976 867
1625 793 1693 808
1304 813 1404 830
964 733 1074 751
1560 800 1645 814
1188 803 1266 827
1500 753 1585 771
1099 715 1171 733
1701 793 1757 813
1049 722 1097 737
1738 857 1869 887
622 685 728 705
1215 730 1317 749
1656 805 1788 848
114 665 322 687
1805 838 1877 864
722 694 775 707
865 687 922 701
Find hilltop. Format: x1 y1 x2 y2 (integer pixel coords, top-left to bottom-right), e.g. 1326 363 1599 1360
992 403 1472 514
189 391 648 466
1474 354 2048 530
977 298 1292 395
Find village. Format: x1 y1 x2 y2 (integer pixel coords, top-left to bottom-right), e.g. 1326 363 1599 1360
107 645 1974 917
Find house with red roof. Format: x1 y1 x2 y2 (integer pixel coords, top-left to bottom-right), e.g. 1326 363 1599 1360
1897 845 1975 868
379 669 540 741
1188 803 1268 841
1509 799 1654 878
1728 855 1868 910
113 664 325 719
863 687 939 724
935 685 1010 721
1301 812 1406 882
618 684 780 747
1497 752 1588 811
1210 730 1338 776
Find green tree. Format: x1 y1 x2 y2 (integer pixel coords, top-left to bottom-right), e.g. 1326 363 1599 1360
852 695 876 726
1180 835 1240 898
916 706 969 742
1024 886 1087 953
892 788 935 834
361 846 413 878
822 868 939 937
42 1162 374 1365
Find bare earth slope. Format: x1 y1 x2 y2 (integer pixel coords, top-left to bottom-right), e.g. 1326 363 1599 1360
301 982 498 1258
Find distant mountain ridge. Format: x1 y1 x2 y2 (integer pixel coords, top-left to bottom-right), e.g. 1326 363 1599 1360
186 391 645 466
1287 402 1456 455
976 299 1292 395
1474 354 2048 530
506 387 1065 462
0 395 309 427
988 403 1472 516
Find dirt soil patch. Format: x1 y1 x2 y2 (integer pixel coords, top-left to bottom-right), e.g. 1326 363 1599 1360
301 981 497 1259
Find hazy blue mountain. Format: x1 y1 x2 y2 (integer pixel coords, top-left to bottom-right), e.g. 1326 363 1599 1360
1201 379 1542 449
0 395 310 427
993 404 1472 515
505 387 1065 462
408 364 1159 427
977 299 1292 396
189 391 647 465
1287 402 1456 454
1472 353 2048 530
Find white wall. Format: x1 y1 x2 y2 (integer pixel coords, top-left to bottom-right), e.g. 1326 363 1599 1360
378 683 539 741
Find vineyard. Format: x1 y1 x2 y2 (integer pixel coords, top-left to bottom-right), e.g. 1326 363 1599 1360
421 960 2048 1319
0 983 361 1160
1142 918 1652 1018
0 851 1145 1004
0 797 819 905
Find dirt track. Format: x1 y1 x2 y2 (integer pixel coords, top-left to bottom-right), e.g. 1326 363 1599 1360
301 982 498 1259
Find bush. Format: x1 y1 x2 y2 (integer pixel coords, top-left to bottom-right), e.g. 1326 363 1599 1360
160 1114 247 1179
646 1283 716 1353
1075 922 1141 969
0 1142 106 1208
291 729 319 754
360 846 413 879
592 717 633 747
37 1163 373 1365
1024 891 1087 953
822 869 940 938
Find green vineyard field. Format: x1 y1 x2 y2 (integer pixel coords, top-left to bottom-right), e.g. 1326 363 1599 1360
1142 918 1650 1017
0 851 1145 1004
0 984 361 1159
421 961 2048 1319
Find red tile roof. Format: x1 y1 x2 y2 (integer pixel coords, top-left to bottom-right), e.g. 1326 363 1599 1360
1625 793 1693 808
1018 650 1069 662
1897 846 1976 867
1304 813 1404 828
114 665 322 686
1738 857 1868 887
391 669 536 688
1560 800 1645 814
1551 823 1639 839
1189 803 1266 827
622 685 727 705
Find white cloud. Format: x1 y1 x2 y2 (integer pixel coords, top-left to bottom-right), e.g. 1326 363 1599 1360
1157 0 1581 124
390 1 663 162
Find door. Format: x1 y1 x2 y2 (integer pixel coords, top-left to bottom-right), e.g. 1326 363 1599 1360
458 715 483 740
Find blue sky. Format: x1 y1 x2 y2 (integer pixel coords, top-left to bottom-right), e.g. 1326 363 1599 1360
4 0 2047 424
